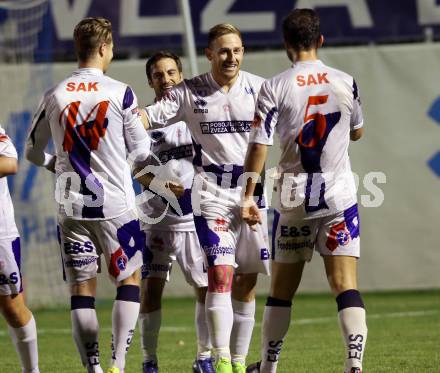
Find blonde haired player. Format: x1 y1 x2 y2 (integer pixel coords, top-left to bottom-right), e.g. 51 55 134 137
26 17 151 373
141 24 271 373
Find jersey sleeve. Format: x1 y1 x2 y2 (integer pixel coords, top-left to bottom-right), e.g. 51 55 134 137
350 79 364 130
250 80 278 145
0 127 18 159
145 84 185 127
25 95 55 166
121 86 151 165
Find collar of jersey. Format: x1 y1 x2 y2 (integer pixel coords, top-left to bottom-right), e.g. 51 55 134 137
293 59 323 67
208 71 243 95
73 67 104 76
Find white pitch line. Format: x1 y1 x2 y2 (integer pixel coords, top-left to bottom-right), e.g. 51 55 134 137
0 325 191 336
284 309 439 326
0 310 437 337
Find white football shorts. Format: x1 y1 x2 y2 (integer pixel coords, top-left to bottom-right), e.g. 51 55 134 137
0 237 22 296
141 229 208 288
193 179 270 275
58 209 144 284
272 204 360 263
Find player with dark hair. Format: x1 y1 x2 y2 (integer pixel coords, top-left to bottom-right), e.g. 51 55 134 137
243 8 367 373
26 17 151 373
0 125 40 373
138 51 214 373
141 24 271 373
145 51 183 83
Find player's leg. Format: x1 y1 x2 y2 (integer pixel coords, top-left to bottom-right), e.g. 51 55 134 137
0 293 39 373
231 209 269 372
110 270 141 372
319 205 367 373
193 286 215 372
323 256 367 373
230 273 257 372
138 229 176 372
255 261 305 373
194 286 210 359
194 213 237 369
0 237 39 373
100 212 144 372
58 218 103 373
139 277 165 372
250 210 316 373
206 264 235 369
70 278 102 373
173 231 213 372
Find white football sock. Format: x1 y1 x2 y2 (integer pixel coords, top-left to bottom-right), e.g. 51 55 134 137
338 307 368 372
8 315 40 373
138 309 161 363
230 298 255 365
70 297 102 372
260 298 292 373
111 286 140 369
336 289 368 372
195 301 212 360
205 291 233 360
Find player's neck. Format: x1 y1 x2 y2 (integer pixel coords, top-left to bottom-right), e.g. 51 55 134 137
211 71 239 93
78 59 105 72
295 49 319 62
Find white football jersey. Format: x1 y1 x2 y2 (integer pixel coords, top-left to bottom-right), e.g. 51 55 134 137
146 71 265 191
251 60 363 218
26 68 150 220
0 126 19 239
138 121 196 231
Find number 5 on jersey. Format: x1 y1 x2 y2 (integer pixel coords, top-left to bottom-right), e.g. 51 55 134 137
295 95 341 212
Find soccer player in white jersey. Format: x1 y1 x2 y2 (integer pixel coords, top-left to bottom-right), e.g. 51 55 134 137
242 9 367 373
141 24 271 373
137 51 214 373
25 18 151 373
0 125 40 373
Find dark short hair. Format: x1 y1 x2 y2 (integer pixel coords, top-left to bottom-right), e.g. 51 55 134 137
73 17 112 62
145 51 183 81
207 23 242 47
282 9 321 51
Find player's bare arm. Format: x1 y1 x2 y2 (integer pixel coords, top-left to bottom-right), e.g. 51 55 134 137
350 127 364 141
0 155 18 177
140 108 150 130
241 142 268 228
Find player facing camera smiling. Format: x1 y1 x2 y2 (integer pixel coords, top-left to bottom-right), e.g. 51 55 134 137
205 25 244 86
135 51 215 373
141 23 271 373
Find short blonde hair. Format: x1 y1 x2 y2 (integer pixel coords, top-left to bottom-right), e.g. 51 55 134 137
207 23 242 47
74 17 112 62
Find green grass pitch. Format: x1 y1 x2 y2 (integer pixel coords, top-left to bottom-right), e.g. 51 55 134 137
0 290 439 372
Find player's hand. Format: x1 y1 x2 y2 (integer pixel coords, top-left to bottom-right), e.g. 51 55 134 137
165 181 184 198
240 197 261 231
